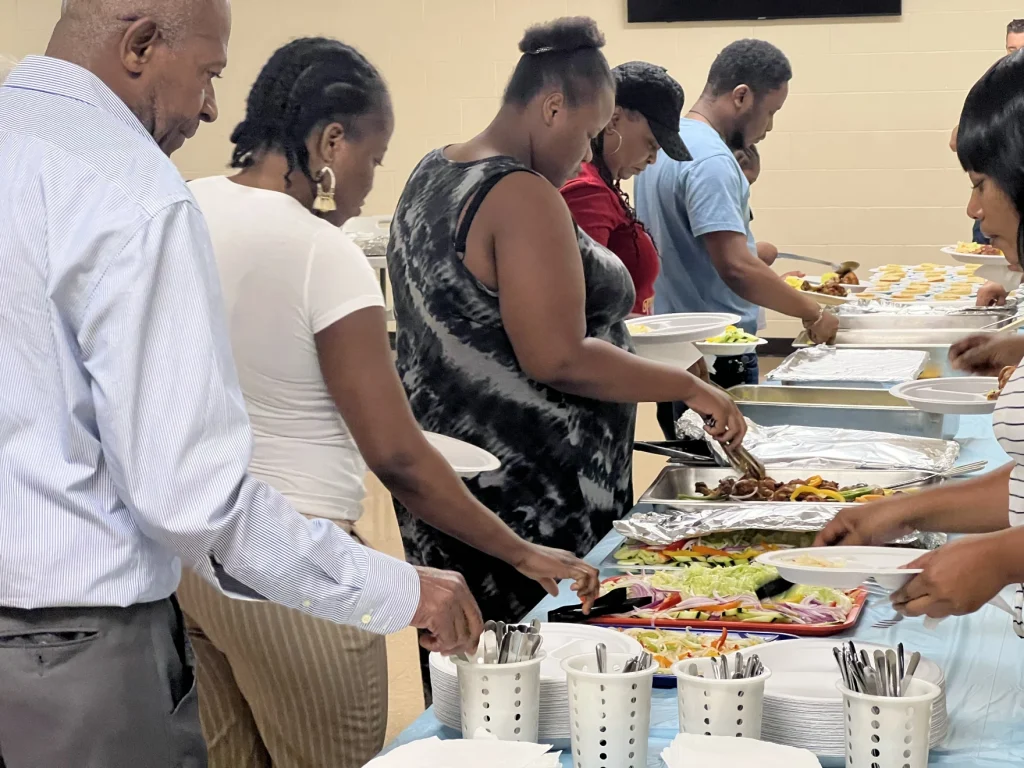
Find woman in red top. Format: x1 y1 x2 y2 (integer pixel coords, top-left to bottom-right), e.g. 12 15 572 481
560 61 691 316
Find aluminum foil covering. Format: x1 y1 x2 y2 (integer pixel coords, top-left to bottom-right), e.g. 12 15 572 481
766 346 928 384
613 506 947 550
675 410 960 471
348 232 389 257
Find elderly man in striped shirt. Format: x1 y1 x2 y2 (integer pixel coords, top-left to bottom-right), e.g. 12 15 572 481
0 2 482 765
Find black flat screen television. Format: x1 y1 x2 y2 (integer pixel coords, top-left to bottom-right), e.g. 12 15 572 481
627 0 901 23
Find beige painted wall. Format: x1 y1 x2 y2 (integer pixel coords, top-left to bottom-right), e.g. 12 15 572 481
2 0 1016 335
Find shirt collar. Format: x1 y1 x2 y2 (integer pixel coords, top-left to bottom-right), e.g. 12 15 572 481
4 55 155 144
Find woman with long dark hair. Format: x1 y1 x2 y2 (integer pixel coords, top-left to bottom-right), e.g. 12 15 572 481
817 52 1024 632
387 16 746 646
177 37 598 767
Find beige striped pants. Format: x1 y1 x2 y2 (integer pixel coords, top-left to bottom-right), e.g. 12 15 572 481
176 526 388 768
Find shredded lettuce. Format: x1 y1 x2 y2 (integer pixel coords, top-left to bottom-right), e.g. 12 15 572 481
648 564 778 596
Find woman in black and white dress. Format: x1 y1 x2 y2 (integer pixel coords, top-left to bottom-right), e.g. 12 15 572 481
818 51 1024 635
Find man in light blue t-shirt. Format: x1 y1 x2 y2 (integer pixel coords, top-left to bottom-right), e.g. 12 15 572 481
636 39 838 400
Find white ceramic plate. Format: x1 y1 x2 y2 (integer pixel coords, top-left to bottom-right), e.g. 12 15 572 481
802 277 868 294
943 246 1007 265
694 339 767 357
891 377 999 415
423 432 500 476
755 638 944 703
756 546 923 590
800 290 856 306
626 313 740 342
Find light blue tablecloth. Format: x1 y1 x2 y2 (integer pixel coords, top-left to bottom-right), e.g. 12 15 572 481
385 415 1024 766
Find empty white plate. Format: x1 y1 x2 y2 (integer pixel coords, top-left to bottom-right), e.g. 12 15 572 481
757 546 923 590
626 312 740 342
424 432 500 476
891 377 999 415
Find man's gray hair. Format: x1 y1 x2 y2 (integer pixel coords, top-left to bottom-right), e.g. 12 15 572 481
0 55 17 84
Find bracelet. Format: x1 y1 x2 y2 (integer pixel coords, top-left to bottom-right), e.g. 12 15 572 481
802 306 825 329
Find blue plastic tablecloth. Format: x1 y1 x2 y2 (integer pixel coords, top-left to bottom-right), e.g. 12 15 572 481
384 415 1024 766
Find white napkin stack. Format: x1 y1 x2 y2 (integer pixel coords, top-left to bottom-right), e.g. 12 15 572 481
365 731 560 768
661 733 821 767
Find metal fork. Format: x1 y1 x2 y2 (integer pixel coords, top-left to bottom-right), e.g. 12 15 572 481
864 582 905 629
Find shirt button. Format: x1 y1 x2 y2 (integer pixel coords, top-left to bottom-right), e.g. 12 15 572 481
361 613 372 625
302 600 312 609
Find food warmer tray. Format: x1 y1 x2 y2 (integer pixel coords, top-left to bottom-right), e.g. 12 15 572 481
727 384 958 440
637 466 941 508
838 308 1014 331
792 327 991 378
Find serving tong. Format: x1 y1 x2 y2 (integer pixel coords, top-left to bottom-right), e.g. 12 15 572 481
702 382 766 481
685 652 764 680
458 618 544 664
548 588 653 624
593 642 653 674
833 641 921 697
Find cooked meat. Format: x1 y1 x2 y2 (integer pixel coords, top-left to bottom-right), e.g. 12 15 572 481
732 479 759 496
839 271 860 285
819 280 849 297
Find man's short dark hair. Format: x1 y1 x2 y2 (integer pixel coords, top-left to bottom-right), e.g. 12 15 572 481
1008 19 1024 35
707 39 792 97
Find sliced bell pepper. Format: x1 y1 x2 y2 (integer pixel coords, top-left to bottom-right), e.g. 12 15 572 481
711 628 729 651
678 600 744 614
790 485 845 502
854 494 886 503
653 592 683 611
805 475 823 488
690 545 734 558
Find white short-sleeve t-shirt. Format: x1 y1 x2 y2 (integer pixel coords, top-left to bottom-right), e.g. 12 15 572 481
189 175 384 521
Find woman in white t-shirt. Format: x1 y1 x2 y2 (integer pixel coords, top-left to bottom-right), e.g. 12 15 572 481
177 38 599 768
815 52 1024 636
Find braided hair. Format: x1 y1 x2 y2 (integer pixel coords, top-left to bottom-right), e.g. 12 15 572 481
589 128 655 255
230 37 389 186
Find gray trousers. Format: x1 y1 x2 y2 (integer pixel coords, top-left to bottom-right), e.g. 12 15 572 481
0 598 207 768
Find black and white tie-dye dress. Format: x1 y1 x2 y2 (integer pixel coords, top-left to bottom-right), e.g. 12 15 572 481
387 149 637 624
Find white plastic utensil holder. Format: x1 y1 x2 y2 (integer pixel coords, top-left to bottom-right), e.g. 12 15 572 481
673 656 771 740
838 678 940 768
561 652 657 768
453 651 544 742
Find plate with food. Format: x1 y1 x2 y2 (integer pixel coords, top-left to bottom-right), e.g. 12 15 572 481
802 275 867 293
943 242 1007 266
890 376 1000 415
607 531 818 571
591 568 866 636
626 313 739 341
785 276 856 305
757 546 922 590
606 626 799 686
694 325 767 356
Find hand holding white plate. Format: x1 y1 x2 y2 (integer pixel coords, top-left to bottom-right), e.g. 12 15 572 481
756 546 923 590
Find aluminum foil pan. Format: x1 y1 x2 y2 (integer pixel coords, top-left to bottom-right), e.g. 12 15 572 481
613 507 946 551
348 232 389 257
767 346 928 385
675 410 960 472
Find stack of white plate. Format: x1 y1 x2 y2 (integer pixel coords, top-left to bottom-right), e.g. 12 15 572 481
754 639 948 759
429 623 642 740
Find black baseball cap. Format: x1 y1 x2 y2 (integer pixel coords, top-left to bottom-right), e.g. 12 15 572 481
613 61 692 162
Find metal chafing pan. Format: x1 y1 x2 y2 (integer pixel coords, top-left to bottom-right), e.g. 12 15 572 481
638 466 941 508
727 384 958 439
838 308 1013 330
792 327 994 378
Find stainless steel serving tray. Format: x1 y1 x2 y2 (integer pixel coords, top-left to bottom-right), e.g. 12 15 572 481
838 310 1011 330
728 384 958 439
638 465 940 508
792 327 994 378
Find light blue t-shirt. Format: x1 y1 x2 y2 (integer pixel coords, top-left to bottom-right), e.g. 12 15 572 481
635 119 760 334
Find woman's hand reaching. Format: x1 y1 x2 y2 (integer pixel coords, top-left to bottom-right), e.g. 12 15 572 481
512 543 600 614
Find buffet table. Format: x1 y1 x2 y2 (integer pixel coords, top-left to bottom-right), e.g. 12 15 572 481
385 414 1024 766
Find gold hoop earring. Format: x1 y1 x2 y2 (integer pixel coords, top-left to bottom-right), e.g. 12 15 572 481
313 167 337 213
608 128 623 155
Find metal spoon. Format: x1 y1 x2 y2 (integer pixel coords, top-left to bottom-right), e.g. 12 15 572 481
595 642 607 674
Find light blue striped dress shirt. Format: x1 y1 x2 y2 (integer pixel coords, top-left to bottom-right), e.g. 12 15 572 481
0 56 419 634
